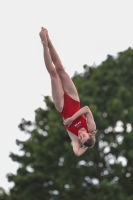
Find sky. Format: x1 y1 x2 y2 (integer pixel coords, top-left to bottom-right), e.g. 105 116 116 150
0 0 133 193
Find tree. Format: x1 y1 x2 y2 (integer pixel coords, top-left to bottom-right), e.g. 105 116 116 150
0 188 10 200
7 48 133 200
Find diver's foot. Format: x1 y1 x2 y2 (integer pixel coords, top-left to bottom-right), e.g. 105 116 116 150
39 27 48 46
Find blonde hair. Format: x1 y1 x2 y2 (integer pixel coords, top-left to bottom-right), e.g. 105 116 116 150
84 130 98 148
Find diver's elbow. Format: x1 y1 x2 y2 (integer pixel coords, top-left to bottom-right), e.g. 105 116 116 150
74 151 81 157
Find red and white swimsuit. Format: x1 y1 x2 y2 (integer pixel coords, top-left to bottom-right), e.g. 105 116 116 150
60 93 90 136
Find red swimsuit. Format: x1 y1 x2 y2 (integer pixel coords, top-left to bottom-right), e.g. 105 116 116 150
60 93 90 136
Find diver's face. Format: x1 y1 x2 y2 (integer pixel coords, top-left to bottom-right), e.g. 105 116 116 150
78 128 90 144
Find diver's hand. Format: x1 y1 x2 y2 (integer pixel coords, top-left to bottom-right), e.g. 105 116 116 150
63 117 74 126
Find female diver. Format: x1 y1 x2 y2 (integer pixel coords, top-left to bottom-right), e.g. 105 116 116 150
39 27 97 156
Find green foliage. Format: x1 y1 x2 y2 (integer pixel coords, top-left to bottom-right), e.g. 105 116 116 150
7 48 133 199
0 188 10 200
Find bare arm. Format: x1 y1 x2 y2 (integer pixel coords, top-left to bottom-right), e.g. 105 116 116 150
68 131 88 156
73 142 88 156
72 106 92 120
84 106 96 132
64 106 96 132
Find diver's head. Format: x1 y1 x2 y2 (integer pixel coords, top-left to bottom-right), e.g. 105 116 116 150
78 128 97 148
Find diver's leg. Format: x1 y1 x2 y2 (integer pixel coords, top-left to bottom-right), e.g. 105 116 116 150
42 27 62 67
39 28 64 112
55 66 80 102
43 27 80 101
